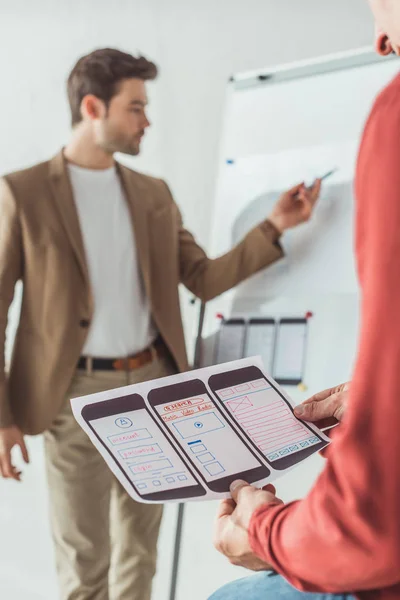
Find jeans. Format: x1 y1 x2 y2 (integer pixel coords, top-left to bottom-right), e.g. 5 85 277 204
209 572 356 600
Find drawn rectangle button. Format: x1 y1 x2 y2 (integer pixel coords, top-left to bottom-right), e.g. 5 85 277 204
205 462 225 476
190 443 207 454
197 452 214 464
111 428 152 446
129 458 172 476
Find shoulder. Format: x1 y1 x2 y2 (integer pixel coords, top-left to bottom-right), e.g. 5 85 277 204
2 159 51 202
364 71 400 133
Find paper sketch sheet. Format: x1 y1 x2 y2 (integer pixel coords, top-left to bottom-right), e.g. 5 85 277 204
71 358 329 504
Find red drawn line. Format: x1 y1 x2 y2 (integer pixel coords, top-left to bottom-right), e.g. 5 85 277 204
253 425 307 440
161 402 210 415
241 410 290 426
262 430 306 445
249 418 304 432
240 401 289 415
253 429 308 444
220 389 234 397
246 420 297 436
255 432 311 448
254 431 301 443
251 380 266 389
239 406 290 421
241 412 291 428
235 384 251 392
230 402 285 419
247 422 303 437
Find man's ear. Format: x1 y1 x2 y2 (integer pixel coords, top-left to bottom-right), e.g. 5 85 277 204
80 95 106 121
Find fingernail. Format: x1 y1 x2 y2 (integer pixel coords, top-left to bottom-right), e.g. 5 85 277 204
230 479 245 492
294 406 305 416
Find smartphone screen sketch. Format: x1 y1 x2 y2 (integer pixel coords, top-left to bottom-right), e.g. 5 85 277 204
209 366 327 470
244 318 276 374
82 394 206 501
273 318 308 386
215 318 246 364
148 379 270 493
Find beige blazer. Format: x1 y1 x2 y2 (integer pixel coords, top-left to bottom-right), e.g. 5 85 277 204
0 151 283 434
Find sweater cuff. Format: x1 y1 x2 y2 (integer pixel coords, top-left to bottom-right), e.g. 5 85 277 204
248 501 283 564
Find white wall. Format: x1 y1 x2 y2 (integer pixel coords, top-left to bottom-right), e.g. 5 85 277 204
0 1 374 599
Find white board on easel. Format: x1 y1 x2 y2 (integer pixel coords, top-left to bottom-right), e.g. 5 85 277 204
202 47 399 400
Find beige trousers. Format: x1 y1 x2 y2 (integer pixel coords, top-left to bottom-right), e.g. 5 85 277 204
44 356 175 600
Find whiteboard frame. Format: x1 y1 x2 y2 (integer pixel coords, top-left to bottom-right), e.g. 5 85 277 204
231 46 397 91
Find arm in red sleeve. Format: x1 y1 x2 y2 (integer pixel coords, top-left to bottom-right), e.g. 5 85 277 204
248 76 400 595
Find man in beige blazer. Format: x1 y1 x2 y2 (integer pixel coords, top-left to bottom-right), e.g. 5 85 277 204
0 48 321 600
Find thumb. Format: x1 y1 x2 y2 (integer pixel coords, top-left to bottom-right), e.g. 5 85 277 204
294 399 330 422
230 479 251 503
287 182 305 195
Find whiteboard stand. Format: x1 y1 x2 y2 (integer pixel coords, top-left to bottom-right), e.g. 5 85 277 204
168 299 206 600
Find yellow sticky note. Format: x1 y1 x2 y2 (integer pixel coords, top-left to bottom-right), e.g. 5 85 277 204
297 383 307 392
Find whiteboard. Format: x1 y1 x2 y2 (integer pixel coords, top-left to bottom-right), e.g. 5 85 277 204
203 48 399 400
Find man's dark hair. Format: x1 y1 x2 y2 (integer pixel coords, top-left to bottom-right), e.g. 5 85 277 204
67 48 158 126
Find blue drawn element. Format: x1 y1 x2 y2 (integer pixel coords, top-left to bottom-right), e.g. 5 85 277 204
299 441 309 448
309 437 319 444
289 445 299 452
115 417 133 429
177 474 188 481
188 440 201 445
172 412 225 440
279 449 290 456
166 477 175 483
226 159 235 164
197 452 215 464
205 462 225 477
267 453 279 461
190 443 207 454
137 483 147 489
152 480 161 487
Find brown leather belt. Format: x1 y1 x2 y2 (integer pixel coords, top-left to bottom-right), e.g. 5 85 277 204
77 337 166 373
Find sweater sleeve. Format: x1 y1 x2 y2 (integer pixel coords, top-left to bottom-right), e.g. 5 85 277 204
248 76 400 595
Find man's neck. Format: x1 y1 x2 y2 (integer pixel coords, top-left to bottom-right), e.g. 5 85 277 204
64 128 114 170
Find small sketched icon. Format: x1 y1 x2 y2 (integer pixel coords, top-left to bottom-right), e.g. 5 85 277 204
194 421 203 429
115 417 133 429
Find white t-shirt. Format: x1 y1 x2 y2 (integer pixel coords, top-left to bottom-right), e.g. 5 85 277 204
68 163 157 357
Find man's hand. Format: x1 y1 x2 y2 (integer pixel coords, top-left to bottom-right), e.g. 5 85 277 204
294 382 349 429
213 480 283 570
268 179 321 233
0 425 29 481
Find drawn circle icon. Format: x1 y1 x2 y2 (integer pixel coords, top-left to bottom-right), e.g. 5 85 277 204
115 417 133 429
194 421 203 429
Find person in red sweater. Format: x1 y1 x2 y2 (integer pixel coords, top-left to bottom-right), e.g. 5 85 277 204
210 2 400 599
